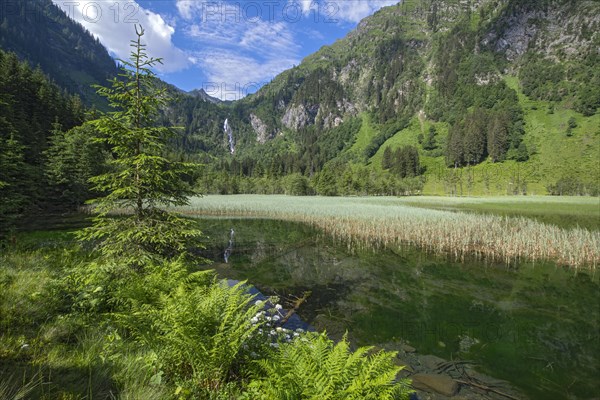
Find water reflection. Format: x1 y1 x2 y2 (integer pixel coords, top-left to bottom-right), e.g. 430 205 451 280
224 228 235 263
200 218 599 400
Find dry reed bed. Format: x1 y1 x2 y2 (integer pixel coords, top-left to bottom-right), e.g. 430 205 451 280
175 196 599 271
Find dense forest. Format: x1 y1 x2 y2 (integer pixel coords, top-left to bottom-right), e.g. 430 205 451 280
0 0 119 106
0 49 90 237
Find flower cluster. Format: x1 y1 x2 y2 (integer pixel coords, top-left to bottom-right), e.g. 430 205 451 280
249 300 304 348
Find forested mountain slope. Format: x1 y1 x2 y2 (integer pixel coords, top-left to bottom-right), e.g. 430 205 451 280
184 0 599 195
0 49 89 235
0 0 119 106
1 0 598 196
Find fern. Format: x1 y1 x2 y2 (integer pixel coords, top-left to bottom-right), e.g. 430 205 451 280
245 332 412 400
127 278 262 396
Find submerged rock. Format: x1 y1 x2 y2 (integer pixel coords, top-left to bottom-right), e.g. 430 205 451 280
419 354 446 370
401 343 417 353
411 373 459 397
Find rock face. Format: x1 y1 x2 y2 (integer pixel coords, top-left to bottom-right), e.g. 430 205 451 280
281 104 318 131
482 1 600 61
411 373 459 397
250 114 273 144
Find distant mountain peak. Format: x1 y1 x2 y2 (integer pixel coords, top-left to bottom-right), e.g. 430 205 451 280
187 89 221 104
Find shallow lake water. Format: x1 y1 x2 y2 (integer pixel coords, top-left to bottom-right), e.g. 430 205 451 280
198 217 599 400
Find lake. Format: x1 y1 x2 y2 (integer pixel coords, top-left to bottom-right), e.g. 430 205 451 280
198 217 599 400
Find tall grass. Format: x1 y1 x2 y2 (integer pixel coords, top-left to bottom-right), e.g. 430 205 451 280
176 195 600 271
0 374 40 400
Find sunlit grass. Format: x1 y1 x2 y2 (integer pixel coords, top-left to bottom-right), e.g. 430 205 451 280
175 195 600 271
0 243 178 400
399 195 600 230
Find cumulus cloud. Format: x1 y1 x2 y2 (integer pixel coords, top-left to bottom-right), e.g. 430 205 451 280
176 0 301 99
51 0 190 72
194 50 298 100
334 0 399 23
295 0 399 23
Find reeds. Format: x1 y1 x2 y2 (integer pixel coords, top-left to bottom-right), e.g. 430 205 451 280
175 195 600 271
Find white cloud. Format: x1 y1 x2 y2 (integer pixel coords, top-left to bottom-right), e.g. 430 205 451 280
294 0 399 23
194 50 298 100
298 0 314 14
176 0 301 99
176 0 194 20
334 0 399 23
51 0 190 72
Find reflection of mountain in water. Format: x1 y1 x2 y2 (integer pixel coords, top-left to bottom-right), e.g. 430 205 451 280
199 218 600 400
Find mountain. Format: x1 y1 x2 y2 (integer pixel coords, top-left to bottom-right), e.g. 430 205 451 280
188 89 222 104
1 0 597 196
182 0 598 196
0 0 120 107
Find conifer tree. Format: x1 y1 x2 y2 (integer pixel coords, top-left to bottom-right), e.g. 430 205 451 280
78 26 202 266
0 132 28 240
422 126 437 150
382 146 393 169
45 123 106 207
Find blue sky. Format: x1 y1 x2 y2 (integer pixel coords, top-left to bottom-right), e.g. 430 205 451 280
52 0 399 100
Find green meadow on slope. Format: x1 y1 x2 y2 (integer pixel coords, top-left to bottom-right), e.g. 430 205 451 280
370 76 600 196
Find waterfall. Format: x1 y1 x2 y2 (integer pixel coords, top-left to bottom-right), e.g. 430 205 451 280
224 118 235 154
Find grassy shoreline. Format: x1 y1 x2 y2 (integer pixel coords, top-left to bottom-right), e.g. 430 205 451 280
175 195 600 271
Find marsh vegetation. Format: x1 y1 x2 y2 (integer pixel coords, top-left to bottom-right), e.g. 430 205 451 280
199 217 599 400
178 195 600 271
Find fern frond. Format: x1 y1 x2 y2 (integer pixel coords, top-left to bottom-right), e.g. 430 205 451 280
247 333 411 400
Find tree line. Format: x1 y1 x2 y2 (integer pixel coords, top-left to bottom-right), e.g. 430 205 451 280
0 49 86 238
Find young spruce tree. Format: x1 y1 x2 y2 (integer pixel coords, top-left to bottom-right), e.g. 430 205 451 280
79 26 201 266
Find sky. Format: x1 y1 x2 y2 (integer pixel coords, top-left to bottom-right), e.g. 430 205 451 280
51 0 399 100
